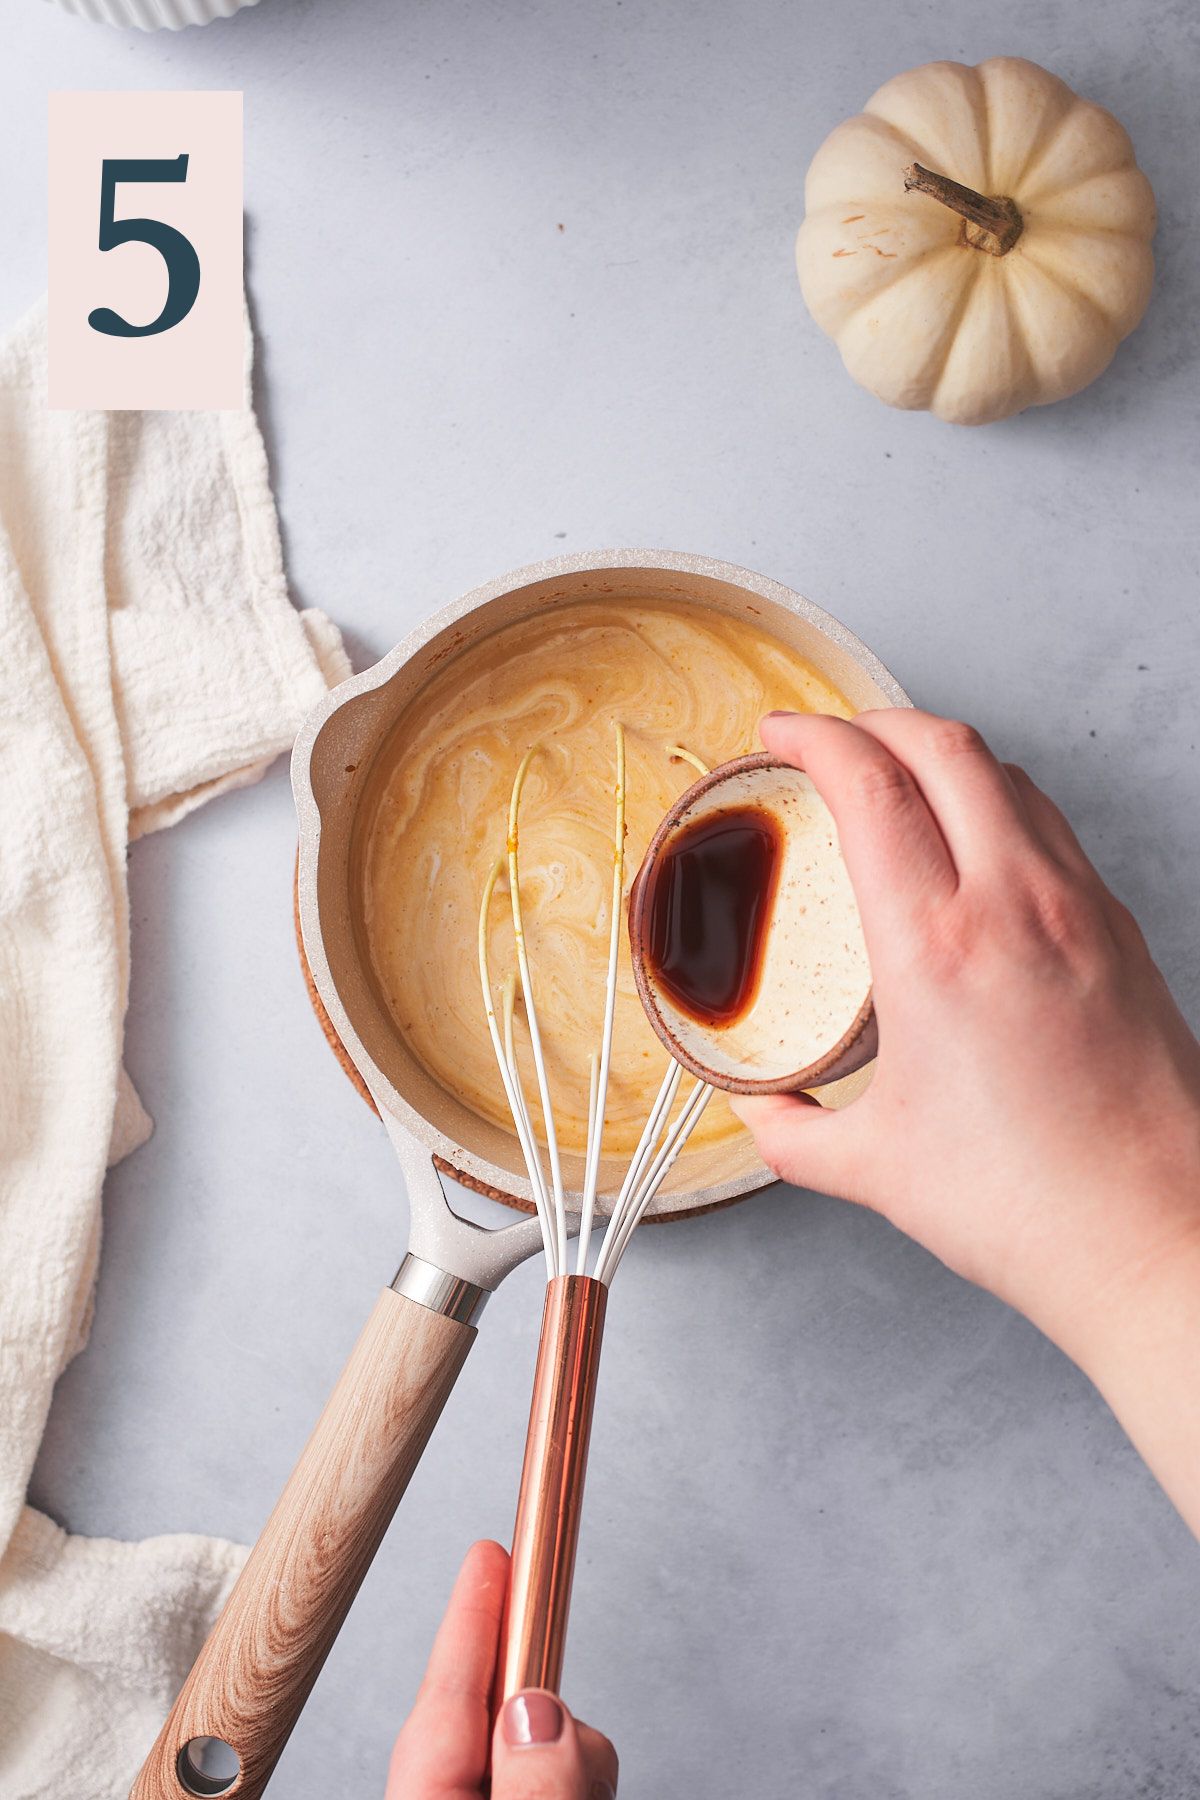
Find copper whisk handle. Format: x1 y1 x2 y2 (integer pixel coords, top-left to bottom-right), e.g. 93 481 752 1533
497 1274 608 1705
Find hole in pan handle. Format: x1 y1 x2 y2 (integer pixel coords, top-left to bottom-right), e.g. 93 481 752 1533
176 1739 240 1797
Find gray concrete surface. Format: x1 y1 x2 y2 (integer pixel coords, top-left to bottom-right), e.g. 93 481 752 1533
6 0 1200 1794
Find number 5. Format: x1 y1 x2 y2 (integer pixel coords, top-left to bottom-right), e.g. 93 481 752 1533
87 155 201 339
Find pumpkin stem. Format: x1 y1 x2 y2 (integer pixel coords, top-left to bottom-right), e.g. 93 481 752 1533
903 161 1024 257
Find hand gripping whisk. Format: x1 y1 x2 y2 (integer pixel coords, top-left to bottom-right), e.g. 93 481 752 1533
478 724 713 1705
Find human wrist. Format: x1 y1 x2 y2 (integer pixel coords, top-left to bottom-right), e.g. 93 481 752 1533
1068 1210 1200 1380
1058 1214 1200 1534
1002 1177 1200 1379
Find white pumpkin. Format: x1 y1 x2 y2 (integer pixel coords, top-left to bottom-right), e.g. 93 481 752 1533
796 58 1156 424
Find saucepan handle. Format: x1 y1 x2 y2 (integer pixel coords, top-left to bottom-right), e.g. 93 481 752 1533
130 1285 476 1800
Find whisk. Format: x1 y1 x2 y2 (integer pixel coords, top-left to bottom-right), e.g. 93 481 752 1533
478 724 713 1705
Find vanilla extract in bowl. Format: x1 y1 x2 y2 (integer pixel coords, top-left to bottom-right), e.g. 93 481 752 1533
643 806 783 1027
629 754 876 1096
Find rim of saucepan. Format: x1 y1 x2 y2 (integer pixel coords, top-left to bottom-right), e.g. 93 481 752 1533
628 751 876 1096
291 549 909 1217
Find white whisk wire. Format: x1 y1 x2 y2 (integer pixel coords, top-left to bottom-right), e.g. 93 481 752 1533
502 971 554 1226
597 1078 714 1282
478 858 558 1276
482 730 714 1286
575 722 626 1273
591 1059 681 1283
507 746 570 1277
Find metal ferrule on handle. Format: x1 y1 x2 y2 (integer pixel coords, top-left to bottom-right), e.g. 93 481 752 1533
391 1251 489 1326
497 1274 608 1705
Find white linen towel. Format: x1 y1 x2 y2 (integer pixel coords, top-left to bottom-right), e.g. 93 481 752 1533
0 297 350 1800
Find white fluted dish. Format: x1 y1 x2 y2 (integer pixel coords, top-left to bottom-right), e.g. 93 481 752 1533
46 0 261 29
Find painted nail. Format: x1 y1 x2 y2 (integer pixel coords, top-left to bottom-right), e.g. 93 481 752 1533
502 1691 565 1747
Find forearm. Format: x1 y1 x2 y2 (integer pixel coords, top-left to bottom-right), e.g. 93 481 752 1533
745 709 1200 1538
1067 1224 1200 1539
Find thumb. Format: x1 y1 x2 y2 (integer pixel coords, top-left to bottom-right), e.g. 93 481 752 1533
731 1091 870 1202
492 1690 618 1800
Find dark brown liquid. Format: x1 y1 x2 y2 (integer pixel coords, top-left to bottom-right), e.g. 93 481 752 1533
644 805 781 1026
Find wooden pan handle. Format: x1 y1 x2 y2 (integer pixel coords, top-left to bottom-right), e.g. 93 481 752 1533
131 1288 475 1800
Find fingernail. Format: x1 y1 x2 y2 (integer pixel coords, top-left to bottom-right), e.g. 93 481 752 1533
502 1691 565 1747
764 709 797 719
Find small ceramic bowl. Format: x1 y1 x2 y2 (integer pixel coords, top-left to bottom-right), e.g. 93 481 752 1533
628 753 876 1094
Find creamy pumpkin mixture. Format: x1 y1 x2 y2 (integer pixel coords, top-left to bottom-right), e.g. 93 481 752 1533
361 600 852 1157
